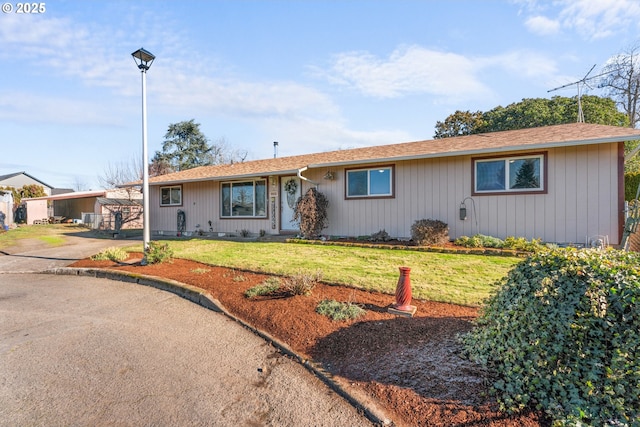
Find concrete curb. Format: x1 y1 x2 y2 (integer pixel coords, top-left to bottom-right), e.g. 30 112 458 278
44 267 394 426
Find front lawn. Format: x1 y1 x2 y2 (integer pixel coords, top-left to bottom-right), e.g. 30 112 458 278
160 239 521 306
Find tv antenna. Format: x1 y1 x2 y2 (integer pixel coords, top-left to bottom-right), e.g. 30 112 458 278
547 64 614 123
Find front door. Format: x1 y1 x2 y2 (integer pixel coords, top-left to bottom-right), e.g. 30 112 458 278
280 176 301 231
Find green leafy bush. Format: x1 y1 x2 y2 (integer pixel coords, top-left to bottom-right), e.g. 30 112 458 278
455 234 503 248
410 219 448 246
316 299 366 321
454 234 545 252
501 236 543 252
145 241 174 264
461 248 640 426
244 277 281 298
91 246 128 262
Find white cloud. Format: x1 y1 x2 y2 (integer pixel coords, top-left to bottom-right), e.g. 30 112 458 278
319 45 492 101
0 92 128 126
485 50 558 80
515 0 640 40
154 71 339 121
559 0 640 40
524 15 560 36
320 45 559 102
258 116 415 158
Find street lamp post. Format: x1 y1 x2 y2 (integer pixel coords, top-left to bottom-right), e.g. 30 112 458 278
131 48 155 265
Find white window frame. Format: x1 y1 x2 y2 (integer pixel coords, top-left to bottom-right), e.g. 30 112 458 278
345 165 394 199
160 185 182 206
473 153 546 195
220 179 267 218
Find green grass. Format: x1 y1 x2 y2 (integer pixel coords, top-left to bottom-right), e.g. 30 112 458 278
0 224 79 249
0 227 522 306
163 239 521 306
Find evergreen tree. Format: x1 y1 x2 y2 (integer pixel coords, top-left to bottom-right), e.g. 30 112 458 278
155 119 214 172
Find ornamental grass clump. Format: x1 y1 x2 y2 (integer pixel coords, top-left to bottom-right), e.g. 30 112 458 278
461 248 640 426
91 246 128 262
281 270 322 296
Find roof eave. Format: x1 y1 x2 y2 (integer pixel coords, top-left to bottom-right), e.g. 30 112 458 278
148 169 300 186
309 135 640 168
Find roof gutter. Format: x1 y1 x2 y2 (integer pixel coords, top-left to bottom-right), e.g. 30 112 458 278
297 166 319 187
309 135 640 169
144 169 301 187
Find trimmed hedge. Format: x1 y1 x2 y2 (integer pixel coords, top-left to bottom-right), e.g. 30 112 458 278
461 248 640 426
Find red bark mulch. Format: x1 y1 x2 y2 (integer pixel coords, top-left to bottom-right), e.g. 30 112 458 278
70 254 548 427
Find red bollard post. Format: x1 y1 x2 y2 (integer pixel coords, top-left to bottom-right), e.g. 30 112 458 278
388 266 417 317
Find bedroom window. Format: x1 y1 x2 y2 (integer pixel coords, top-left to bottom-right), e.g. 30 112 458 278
346 165 394 198
160 185 182 206
473 153 546 194
221 179 267 217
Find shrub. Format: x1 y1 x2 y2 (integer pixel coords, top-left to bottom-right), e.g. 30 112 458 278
91 246 128 262
454 234 545 252
410 219 448 246
240 229 250 237
455 234 503 248
370 229 391 242
502 236 543 252
293 188 329 239
245 277 282 298
461 248 640 426
281 270 322 296
316 299 366 321
145 241 173 264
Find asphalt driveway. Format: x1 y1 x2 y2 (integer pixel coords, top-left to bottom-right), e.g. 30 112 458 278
0 233 373 426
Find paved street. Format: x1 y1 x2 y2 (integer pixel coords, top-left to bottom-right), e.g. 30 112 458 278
0 234 373 426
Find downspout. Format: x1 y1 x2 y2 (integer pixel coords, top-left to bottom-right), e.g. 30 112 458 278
297 166 319 188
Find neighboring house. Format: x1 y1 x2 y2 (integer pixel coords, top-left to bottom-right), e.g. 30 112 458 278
146 123 640 247
24 189 142 229
0 172 54 196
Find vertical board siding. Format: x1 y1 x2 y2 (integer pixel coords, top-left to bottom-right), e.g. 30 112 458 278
149 143 621 244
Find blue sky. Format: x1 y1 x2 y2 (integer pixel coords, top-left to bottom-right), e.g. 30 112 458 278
1 0 639 190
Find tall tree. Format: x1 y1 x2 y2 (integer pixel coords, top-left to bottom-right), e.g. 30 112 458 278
152 121 248 175
434 110 485 138
155 119 214 172
599 42 640 128
434 96 628 139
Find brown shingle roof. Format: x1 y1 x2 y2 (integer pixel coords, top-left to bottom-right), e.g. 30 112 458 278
149 123 640 185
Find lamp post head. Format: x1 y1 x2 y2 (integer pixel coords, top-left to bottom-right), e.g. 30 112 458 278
131 48 155 71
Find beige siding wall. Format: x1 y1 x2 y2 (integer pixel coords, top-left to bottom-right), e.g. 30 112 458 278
314 144 620 244
149 143 621 244
150 180 272 236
